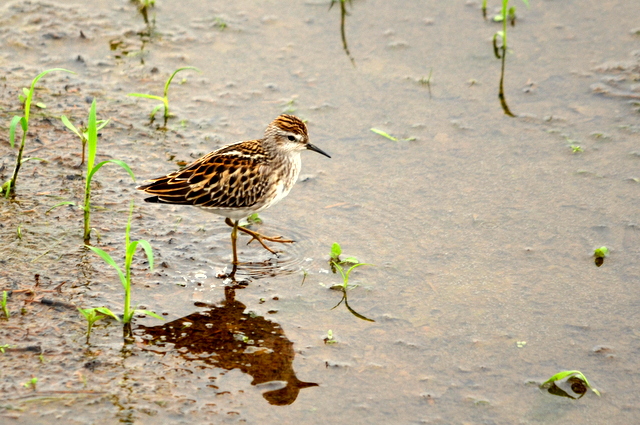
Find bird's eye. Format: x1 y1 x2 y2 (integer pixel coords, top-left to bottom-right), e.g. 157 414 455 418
287 135 296 141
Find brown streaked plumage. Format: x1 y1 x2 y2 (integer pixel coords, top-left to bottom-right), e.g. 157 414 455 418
137 114 330 268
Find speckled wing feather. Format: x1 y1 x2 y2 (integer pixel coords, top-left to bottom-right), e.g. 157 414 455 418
137 140 270 209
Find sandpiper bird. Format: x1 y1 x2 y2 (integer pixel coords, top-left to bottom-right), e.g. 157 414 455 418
137 114 331 266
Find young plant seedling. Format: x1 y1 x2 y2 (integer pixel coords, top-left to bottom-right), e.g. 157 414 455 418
0 344 11 353
23 377 38 391
128 66 200 127
491 0 529 116
328 243 374 322
323 329 337 345
60 115 110 166
1 291 9 319
541 370 600 398
86 201 162 337
329 0 355 65
370 128 416 142
78 307 120 344
418 67 433 98
1 68 74 197
594 246 609 267
55 100 135 242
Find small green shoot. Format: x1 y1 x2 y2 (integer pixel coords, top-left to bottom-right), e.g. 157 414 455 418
328 243 374 322
1 68 74 197
1 291 9 319
128 66 200 127
58 100 135 242
594 246 609 258
541 370 600 398
371 128 398 141
329 0 355 65
419 68 433 98
594 246 609 267
23 377 38 391
60 114 110 166
371 128 416 142
0 344 11 353
329 242 358 273
324 329 337 344
86 201 161 336
491 0 529 116
281 98 297 114
570 145 583 153
246 213 263 225
213 16 227 29
78 307 120 344
16 225 22 240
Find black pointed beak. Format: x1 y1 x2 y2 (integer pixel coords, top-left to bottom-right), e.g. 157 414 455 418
307 143 331 158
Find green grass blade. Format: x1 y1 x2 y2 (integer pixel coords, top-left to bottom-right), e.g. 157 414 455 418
86 245 126 287
9 116 23 148
60 115 82 138
86 99 97 172
370 128 398 141
163 66 200 97
150 104 163 119
20 157 46 165
126 240 139 266
95 307 120 321
136 240 154 271
135 309 164 320
87 159 136 182
78 308 93 321
25 68 74 123
95 119 110 131
541 370 580 386
46 201 75 214
128 93 165 102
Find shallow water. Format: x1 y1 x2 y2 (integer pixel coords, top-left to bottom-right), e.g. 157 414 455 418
1 0 640 423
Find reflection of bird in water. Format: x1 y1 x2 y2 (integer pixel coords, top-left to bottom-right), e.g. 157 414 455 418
137 114 331 269
137 286 317 405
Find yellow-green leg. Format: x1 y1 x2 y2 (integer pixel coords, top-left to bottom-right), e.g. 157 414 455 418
225 217 294 256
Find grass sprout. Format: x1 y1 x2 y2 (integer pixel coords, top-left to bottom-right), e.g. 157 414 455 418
23 377 38 391
323 329 337 344
128 66 200 127
58 100 135 242
491 0 529 116
330 0 355 65
1 291 8 319
86 201 161 336
328 243 374 322
78 307 120 344
61 115 110 166
1 68 74 197
371 128 415 142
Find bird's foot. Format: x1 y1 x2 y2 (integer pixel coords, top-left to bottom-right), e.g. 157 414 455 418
236 225 295 254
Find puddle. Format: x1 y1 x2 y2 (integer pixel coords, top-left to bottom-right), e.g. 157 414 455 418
1 0 640 423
